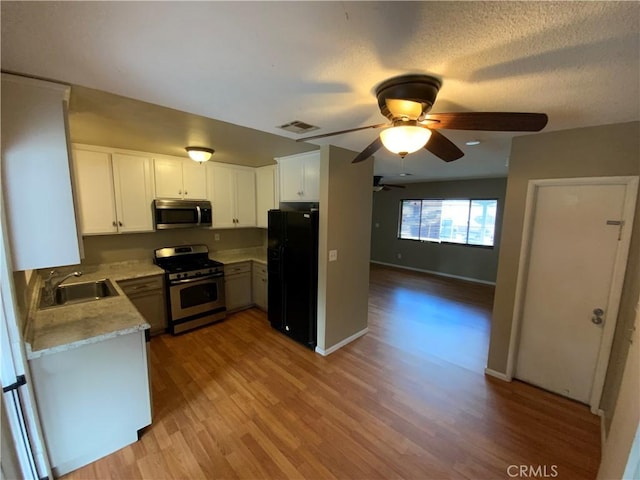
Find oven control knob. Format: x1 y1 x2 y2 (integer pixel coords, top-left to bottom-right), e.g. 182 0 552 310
209 269 213 274
195 271 201 276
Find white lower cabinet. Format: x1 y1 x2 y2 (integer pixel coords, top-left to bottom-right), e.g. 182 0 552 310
73 147 154 235
252 262 267 310
29 331 151 477
224 262 252 312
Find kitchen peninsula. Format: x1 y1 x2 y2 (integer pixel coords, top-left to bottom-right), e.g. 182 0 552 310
24 261 161 477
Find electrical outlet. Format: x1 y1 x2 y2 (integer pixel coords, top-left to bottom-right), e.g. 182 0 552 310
329 250 338 262
214 233 220 241
397 253 402 259
375 222 380 228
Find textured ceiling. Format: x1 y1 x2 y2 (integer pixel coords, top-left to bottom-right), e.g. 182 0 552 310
2 1 638 183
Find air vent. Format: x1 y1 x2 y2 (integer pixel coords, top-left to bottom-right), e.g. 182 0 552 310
277 120 319 134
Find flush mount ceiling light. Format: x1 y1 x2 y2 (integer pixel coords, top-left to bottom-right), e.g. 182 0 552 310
185 146 214 163
379 124 432 158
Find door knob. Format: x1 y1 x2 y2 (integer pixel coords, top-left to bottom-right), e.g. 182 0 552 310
592 308 605 325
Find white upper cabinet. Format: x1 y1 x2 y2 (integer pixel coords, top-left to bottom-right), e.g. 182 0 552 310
112 153 155 233
1 74 81 270
207 163 256 228
73 147 154 235
154 156 207 200
277 151 320 202
181 160 208 199
256 164 279 228
73 149 117 234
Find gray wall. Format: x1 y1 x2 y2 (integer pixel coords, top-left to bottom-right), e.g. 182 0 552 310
317 145 373 351
370 177 507 284
81 228 265 264
487 121 640 429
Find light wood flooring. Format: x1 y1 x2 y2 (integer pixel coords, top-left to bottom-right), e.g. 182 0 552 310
63 264 600 479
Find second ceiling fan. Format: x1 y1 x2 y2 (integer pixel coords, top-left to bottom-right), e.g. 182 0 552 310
297 74 548 164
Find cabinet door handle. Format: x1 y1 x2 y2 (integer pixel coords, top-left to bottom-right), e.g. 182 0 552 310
178 190 182 195
112 221 117 227
185 191 188 195
118 221 123 227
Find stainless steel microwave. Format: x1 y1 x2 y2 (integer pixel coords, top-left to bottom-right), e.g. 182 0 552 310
153 199 212 229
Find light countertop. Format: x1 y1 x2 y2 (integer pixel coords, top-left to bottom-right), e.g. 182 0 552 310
25 261 164 359
211 247 267 265
25 247 267 359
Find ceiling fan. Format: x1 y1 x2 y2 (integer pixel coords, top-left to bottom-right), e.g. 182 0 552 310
297 74 548 164
373 175 406 192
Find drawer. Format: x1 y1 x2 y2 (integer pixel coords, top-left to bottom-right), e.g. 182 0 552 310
118 275 164 295
252 262 267 275
224 262 251 275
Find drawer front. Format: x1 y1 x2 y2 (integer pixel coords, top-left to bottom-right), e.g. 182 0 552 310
118 275 164 295
225 262 251 275
253 262 267 276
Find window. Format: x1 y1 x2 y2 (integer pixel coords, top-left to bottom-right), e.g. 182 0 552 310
398 198 498 246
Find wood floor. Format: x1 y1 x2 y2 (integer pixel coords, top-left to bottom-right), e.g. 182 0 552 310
62 264 600 479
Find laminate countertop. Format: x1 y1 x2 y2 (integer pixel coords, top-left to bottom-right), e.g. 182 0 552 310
25 261 164 360
210 247 267 266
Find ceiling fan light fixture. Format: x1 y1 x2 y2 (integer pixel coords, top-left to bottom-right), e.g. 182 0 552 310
185 146 214 162
380 126 431 157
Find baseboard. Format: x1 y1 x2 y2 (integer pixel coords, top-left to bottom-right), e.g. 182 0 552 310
370 260 496 286
599 410 607 456
315 328 368 356
484 368 512 382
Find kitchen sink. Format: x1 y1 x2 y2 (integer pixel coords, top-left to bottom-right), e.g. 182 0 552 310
39 279 119 309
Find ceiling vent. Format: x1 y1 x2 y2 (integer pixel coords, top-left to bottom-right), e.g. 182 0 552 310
277 120 319 134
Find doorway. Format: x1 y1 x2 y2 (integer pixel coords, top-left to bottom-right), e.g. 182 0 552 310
507 176 638 412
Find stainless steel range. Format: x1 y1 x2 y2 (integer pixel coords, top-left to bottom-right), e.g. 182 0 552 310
154 244 226 334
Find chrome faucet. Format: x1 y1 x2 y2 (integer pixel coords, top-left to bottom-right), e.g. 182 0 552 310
44 270 83 304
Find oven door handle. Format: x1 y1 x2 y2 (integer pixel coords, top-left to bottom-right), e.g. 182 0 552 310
170 274 223 285
196 205 202 225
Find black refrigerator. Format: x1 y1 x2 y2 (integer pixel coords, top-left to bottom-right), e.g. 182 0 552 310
267 209 318 349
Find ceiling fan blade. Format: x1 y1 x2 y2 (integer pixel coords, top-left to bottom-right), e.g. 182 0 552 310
352 137 383 164
425 130 465 162
296 123 387 142
381 183 406 189
386 99 423 119
426 112 548 132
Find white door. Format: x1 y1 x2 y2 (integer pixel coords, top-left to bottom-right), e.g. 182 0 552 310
73 149 117 234
256 165 278 228
154 158 183 199
112 153 154 233
513 177 637 407
278 156 305 202
235 167 257 227
181 160 208 200
300 154 320 201
208 164 236 228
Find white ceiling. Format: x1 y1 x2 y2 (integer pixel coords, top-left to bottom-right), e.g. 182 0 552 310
2 1 638 183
